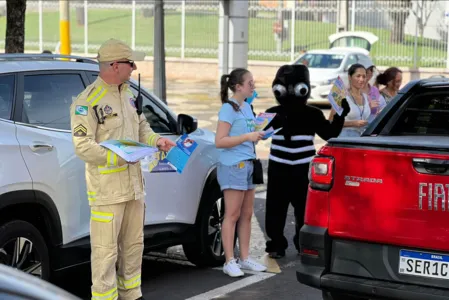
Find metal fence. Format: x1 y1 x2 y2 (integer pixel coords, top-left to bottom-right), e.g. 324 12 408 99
1 0 448 68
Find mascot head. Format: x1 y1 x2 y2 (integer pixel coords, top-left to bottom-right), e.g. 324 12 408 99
272 64 310 107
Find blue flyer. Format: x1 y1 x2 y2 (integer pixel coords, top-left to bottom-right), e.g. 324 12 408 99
165 134 198 174
146 151 177 173
262 127 283 140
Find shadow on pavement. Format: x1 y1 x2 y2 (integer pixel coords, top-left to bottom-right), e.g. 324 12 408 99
51 257 255 300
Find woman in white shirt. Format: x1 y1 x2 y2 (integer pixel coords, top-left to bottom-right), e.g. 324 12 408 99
329 63 371 137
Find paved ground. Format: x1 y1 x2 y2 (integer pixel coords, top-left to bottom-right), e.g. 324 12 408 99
54 192 322 300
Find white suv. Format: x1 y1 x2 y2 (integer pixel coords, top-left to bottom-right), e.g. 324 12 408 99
0 54 225 281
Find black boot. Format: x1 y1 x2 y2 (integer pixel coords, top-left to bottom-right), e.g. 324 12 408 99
265 240 286 259
268 249 285 259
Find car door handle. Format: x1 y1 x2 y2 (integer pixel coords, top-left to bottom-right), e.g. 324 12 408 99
412 158 449 175
30 144 54 152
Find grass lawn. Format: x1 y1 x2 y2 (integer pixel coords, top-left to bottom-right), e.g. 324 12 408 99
0 8 445 67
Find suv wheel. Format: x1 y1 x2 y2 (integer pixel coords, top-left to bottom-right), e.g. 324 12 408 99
183 180 231 267
0 220 50 280
322 291 365 300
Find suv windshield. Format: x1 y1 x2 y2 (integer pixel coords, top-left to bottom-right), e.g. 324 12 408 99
295 54 344 69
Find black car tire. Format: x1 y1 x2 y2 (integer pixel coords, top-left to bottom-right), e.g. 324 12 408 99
183 180 232 268
322 291 366 300
0 220 50 280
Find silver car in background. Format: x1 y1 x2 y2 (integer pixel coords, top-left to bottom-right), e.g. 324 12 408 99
292 31 378 106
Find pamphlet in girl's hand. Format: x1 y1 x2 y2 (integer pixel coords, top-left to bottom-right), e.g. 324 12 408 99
165 134 198 174
327 76 347 116
262 127 282 140
255 112 276 131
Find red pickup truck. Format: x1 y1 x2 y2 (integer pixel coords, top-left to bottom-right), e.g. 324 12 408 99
297 78 449 300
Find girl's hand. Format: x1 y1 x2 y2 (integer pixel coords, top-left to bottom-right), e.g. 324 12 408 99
246 131 265 142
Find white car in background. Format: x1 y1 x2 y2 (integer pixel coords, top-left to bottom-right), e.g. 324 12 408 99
293 31 378 106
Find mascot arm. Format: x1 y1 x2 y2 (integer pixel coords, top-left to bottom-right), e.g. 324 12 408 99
315 98 350 141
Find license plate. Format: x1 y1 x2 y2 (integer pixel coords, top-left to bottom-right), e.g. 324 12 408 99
399 249 449 280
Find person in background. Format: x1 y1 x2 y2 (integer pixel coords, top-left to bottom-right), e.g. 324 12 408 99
375 67 403 103
329 64 370 137
215 68 267 277
362 64 386 120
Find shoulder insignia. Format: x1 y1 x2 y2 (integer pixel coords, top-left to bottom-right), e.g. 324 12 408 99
75 105 88 116
86 84 108 107
73 124 87 137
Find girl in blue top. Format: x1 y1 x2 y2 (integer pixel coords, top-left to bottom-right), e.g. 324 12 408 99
215 68 267 277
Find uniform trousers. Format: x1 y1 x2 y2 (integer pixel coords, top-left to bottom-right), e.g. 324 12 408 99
90 198 145 300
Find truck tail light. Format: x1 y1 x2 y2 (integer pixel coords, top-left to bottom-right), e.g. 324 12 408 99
304 156 334 228
308 156 334 191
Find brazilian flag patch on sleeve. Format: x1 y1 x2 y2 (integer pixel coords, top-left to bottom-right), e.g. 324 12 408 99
73 124 87 137
75 105 88 116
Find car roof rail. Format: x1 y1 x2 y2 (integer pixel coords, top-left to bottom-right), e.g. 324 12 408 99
0 53 98 64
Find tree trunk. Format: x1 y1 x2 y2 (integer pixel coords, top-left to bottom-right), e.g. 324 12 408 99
5 0 27 53
419 24 424 38
390 14 406 43
388 0 411 44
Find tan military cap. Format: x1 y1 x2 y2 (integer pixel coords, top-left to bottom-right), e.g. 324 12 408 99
97 38 146 62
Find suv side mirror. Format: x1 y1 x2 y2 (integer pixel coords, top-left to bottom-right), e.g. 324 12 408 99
177 114 198 135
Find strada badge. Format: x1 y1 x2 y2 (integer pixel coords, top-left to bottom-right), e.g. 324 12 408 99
344 175 383 187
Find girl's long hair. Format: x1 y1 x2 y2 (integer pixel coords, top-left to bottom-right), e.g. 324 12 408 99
220 68 249 112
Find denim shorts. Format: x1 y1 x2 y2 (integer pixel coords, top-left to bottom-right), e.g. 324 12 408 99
217 160 255 191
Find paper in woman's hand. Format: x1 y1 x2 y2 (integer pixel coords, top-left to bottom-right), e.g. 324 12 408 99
327 77 347 116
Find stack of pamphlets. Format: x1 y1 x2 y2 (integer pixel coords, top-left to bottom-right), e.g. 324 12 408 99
99 140 158 163
100 135 198 174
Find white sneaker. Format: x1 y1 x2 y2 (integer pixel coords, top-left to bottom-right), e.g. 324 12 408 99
223 258 244 277
237 257 267 272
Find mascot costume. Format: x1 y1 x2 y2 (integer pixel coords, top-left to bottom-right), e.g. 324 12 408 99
264 64 349 258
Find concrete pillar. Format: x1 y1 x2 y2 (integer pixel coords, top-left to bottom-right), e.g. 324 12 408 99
218 0 249 79
336 0 348 33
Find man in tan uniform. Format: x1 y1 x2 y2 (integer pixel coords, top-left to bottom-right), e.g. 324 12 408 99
70 38 175 300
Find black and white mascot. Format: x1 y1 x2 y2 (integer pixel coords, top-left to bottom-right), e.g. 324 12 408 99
264 64 349 258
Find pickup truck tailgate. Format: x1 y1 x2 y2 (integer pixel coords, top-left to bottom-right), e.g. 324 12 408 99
328 137 449 252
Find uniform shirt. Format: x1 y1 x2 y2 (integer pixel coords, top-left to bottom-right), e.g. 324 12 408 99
70 76 161 206
217 99 256 166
